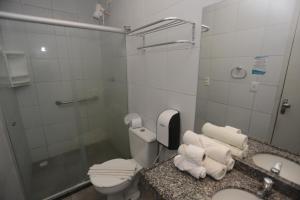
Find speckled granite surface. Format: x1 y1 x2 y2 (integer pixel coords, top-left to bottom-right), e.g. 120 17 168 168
142 138 300 200
234 138 300 197
142 159 291 200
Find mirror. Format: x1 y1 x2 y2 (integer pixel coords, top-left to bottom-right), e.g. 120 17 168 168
195 0 300 155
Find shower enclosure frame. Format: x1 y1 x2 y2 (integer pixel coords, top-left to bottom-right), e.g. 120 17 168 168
0 11 127 200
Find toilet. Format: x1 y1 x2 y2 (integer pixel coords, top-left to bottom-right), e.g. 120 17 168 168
88 127 157 200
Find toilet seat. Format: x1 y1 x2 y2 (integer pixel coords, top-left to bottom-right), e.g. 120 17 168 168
89 158 141 188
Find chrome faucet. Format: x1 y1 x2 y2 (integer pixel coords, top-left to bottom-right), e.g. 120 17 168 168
271 162 282 175
257 177 274 198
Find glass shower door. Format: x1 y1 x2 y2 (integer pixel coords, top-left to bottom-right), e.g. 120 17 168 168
68 28 130 168
0 17 129 200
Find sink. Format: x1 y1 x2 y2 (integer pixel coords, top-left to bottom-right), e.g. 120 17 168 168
252 153 300 185
212 189 261 200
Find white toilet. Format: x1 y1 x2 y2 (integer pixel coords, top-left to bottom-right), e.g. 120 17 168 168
88 127 157 200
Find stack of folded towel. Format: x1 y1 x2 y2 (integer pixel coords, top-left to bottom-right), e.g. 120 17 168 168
202 123 248 158
88 163 137 179
174 144 207 179
174 123 248 181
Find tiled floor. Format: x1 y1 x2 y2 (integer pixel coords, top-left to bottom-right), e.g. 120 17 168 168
62 184 157 200
62 186 106 200
30 140 124 200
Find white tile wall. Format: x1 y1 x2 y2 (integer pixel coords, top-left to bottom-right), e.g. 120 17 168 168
105 0 222 160
196 0 296 141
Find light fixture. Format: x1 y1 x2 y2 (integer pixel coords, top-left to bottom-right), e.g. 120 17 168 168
40 46 47 52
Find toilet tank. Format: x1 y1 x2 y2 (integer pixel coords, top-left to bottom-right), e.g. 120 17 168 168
129 127 157 168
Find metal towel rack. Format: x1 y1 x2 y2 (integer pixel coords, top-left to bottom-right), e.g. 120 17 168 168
55 96 98 106
127 17 197 49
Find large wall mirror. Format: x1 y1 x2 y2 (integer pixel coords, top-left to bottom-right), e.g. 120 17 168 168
195 0 300 155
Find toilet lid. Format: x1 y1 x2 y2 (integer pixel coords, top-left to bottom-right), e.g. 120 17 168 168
89 159 138 188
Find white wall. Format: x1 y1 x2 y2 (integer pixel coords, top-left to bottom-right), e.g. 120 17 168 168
105 0 221 149
195 0 297 142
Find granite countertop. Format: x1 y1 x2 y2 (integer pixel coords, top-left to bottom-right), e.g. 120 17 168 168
142 138 300 200
234 138 300 193
142 159 290 200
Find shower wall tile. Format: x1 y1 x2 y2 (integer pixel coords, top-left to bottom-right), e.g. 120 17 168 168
44 122 77 145
30 146 48 162
23 5 54 34
32 58 61 82
21 0 52 9
25 127 46 148
16 85 39 107
20 106 43 129
28 34 58 58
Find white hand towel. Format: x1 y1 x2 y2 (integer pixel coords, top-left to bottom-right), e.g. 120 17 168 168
198 134 232 166
202 157 227 180
182 130 202 146
225 126 242 134
178 144 206 166
202 123 248 149
174 155 206 179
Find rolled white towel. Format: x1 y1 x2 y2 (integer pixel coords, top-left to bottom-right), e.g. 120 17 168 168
228 144 248 158
182 130 202 146
212 138 249 158
178 144 206 166
198 134 232 166
174 155 207 179
226 158 235 171
202 123 248 150
203 157 227 180
225 126 242 134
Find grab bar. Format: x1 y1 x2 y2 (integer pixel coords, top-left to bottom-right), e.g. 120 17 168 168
55 96 98 106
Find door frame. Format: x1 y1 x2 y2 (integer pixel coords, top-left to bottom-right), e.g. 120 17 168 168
269 2 300 144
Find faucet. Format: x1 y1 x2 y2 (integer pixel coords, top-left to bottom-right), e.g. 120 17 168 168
271 162 282 175
257 177 274 198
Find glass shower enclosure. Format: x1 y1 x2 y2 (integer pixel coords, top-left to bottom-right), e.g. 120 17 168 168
0 13 129 200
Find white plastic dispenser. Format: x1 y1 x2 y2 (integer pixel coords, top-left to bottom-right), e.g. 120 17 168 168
157 109 180 150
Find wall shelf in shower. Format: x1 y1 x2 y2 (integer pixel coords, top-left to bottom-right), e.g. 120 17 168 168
2 51 31 88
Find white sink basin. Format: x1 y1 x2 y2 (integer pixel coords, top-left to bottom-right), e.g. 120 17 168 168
252 153 300 185
212 189 261 200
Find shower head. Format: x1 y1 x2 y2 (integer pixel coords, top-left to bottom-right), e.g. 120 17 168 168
93 3 105 20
